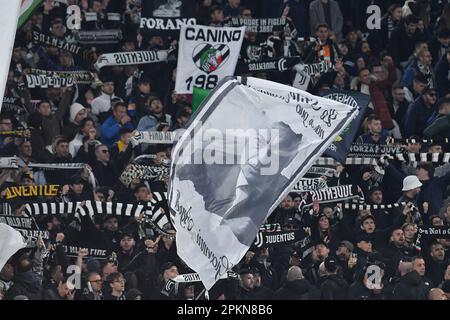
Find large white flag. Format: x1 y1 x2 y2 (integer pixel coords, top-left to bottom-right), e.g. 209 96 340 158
0 1 21 114
0 223 27 271
174 24 245 94
168 76 358 289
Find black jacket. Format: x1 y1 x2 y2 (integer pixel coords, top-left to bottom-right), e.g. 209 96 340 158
380 243 416 279
273 279 315 300
5 271 42 300
319 274 349 300
391 271 430 300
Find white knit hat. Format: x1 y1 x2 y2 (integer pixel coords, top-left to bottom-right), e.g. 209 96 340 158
69 103 86 124
402 175 422 191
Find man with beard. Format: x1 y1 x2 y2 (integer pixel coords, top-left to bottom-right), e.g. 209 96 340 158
425 242 449 287
252 269 273 299
380 228 416 279
268 194 297 226
335 240 355 284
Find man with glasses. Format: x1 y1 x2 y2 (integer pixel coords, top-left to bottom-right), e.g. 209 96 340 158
80 272 103 300
403 87 438 137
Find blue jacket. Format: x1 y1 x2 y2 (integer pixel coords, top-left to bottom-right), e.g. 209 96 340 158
402 96 436 137
100 115 134 147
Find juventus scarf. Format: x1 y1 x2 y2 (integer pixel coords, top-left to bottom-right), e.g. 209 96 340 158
25 200 173 236
27 162 86 171
344 201 411 210
32 31 81 55
29 69 95 85
417 226 450 239
94 50 169 70
253 229 304 248
26 74 75 88
299 185 361 208
2 185 60 200
224 17 289 33
2 97 24 113
306 166 336 177
241 57 301 73
348 143 405 158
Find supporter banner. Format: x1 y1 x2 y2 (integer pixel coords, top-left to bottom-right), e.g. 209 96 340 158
140 0 196 32
347 143 404 158
130 131 176 146
26 74 75 88
224 17 287 33
175 25 245 94
292 61 334 90
253 230 303 248
417 226 450 239
32 31 82 55
0 215 49 240
74 30 122 45
168 76 358 289
306 166 336 177
2 185 60 200
300 185 360 208
320 90 370 163
29 69 95 85
94 50 168 70
63 245 109 259
173 273 202 283
241 57 301 73
292 178 328 192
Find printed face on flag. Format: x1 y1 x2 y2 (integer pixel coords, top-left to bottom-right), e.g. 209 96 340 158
169 76 358 289
175 25 245 94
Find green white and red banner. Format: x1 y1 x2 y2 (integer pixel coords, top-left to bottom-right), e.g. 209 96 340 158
18 0 44 29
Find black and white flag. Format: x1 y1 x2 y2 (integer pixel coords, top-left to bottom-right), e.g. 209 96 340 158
168 76 358 289
94 50 169 70
32 31 81 55
175 25 245 94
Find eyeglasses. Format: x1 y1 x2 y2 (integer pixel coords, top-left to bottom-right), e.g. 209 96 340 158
90 279 103 284
100 149 109 153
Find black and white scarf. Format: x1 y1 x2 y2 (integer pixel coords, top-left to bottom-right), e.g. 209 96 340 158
299 185 361 209
119 164 169 187
130 131 176 147
29 69 95 85
26 74 75 88
32 31 81 55
94 50 169 70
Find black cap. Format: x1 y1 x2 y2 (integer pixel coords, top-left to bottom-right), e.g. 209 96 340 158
422 86 437 95
238 268 253 276
120 231 135 240
70 175 84 185
360 214 375 225
324 256 338 273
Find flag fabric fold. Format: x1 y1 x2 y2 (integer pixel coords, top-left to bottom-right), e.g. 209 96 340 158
0 223 27 271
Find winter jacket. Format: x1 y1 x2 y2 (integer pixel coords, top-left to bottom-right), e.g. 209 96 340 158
319 274 349 300
402 96 437 137
391 271 430 300
424 113 450 139
417 172 450 223
348 281 387 300
273 279 315 300
100 115 135 147
5 271 42 300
